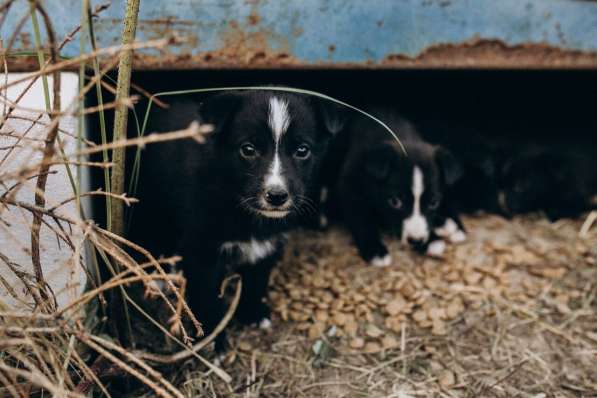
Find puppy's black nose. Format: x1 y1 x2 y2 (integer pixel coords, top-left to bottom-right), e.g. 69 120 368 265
407 237 426 252
265 188 289 207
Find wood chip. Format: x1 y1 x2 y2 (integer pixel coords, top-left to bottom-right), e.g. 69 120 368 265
343 321 358 336
349 337 365 349
365 324 383 338
308 322 325 340
386 297 406 316
333 312 347 326
382 336 399 349
412 309 427 323
439 370 456 388
363 342 382 353
238 341 252 352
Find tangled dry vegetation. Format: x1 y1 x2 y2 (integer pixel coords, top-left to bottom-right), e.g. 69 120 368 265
174 214 597 398
0 1 222 397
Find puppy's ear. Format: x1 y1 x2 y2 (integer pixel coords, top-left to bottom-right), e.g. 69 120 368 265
435 146 463 186
315 99 346 135
198 92 244 134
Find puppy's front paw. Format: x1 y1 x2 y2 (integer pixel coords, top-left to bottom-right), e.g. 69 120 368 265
435 218 467 244
426 240 446 258
449 229 467 243
370 253 392 267
258 317 272 330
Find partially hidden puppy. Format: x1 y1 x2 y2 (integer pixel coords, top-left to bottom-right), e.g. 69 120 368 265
499 149 597 221
331 109 466 265
129 90 343 351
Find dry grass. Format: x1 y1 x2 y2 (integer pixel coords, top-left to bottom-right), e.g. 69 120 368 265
170 214 596 398
0 2 222 396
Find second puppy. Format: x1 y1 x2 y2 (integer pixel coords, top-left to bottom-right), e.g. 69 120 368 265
332 109 466 265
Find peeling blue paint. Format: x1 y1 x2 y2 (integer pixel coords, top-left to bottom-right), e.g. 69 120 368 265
3 0 597 67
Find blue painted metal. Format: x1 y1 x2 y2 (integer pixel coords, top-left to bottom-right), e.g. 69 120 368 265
3 0 597 68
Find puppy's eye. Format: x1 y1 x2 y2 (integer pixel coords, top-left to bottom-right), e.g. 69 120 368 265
428 198 440 210
240 143 258 159
388 197 402 209
294 144 311 159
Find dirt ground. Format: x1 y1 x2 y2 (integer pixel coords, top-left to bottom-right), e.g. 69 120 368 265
168 213 596 398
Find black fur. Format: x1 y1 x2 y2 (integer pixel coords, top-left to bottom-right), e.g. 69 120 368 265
128 90 342 351
328 109 465 263
499 149 597 220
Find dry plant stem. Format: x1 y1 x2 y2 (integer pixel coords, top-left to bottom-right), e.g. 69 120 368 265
95 226 203 336
71 349 113 397
49 190 138 212
76 122 211 157
0 2 110 132
97 73 169 110
28 0 60 311
138 276 242 365
88 334 184 398
110 0 140 237
0 55 119 190
0 114 43 168
0 93 135 116
0 0 17 29
0 37 175 92
75 333 178 398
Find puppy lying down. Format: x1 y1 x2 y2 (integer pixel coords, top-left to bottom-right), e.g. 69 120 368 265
326 109 467 265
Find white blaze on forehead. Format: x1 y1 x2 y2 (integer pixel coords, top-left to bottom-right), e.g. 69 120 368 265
402 166 430 242
268 97 290 139
264 96 291 190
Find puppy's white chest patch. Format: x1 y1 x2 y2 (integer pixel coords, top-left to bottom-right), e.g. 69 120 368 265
220 238 277 265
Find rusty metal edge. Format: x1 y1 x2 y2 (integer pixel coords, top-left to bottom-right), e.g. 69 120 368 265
6 39 597 71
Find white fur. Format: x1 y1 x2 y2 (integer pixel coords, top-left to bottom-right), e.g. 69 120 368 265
426 240 446 257
435 218 458 237
450 230 467 243
268 97 290 139
371 253 392 267
402 167 429 243
435 218 466 243
213 353 226 367
264 97 290 191
257 209 289 218
259 318 272 330
265 153 284 188
220 238 276 264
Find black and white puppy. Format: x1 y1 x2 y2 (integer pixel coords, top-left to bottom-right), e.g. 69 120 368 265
331 110 466 265
129 90 343 351
498 149 597 221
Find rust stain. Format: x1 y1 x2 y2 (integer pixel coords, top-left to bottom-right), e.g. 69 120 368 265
19 33 31 49
380 38 597 69
6 37 597 71
247 10 260 26
5 55 39 71
129 38 597 70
